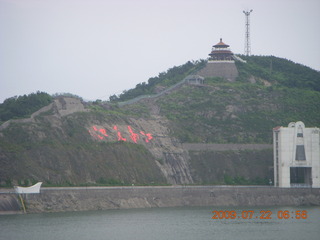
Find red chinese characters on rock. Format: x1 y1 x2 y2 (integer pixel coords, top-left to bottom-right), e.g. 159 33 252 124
99 128 108 137
90 126 105 140
88 125 153 143
113 125 127 142
128 126 139 143
140 131 153 143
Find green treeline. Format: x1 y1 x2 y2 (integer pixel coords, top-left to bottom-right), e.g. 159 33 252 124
0 91 52 122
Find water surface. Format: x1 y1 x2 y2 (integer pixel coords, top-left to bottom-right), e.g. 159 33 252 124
1 206 319 240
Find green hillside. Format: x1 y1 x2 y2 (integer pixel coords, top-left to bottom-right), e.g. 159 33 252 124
156 82 320 143
118 55 320 143
236 55 320 91
109 60 206 102
114 55 320 102
0 55 319 187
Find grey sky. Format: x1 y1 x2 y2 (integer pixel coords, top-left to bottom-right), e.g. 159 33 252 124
0 0 319 103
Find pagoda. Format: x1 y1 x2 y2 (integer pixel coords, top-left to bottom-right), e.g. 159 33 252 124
208 38 234 61
196 38 239 81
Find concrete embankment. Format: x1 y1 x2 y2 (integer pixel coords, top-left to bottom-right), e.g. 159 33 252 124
182 143 272 151
0 193 21 214
1 186 319 214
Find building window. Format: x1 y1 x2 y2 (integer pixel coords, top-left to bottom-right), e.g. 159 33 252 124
295 145 306 161
290 167 312 187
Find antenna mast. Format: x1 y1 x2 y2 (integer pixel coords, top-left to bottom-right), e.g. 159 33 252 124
243 9 253 56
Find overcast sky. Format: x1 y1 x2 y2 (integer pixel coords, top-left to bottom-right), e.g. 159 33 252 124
0 0 319 103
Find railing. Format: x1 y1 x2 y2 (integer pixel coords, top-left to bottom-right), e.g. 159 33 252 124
233 55 247 63
117 76 190 107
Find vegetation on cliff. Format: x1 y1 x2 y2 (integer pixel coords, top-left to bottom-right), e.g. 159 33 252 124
0 111 167 187
157 83 320 143
189 149 273 185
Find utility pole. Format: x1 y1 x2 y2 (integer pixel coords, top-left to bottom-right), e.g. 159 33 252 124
243 9 253 56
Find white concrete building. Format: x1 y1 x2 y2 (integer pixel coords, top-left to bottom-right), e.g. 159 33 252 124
273 121 320 188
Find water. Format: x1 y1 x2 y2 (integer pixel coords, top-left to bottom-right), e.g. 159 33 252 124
1 206 319 240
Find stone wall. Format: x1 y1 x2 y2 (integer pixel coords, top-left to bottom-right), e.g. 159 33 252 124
183 143 272 151
196 62 239 81
1 186 319 214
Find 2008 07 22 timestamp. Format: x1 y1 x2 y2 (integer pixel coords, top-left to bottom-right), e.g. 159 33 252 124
211 210 308 220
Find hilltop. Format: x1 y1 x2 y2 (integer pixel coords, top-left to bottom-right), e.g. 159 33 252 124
0 55 319 187
115 55 320 143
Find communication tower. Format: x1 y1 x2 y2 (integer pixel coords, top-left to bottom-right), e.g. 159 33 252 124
243 9 253 56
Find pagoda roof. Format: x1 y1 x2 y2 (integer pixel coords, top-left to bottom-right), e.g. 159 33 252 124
213 38 230 48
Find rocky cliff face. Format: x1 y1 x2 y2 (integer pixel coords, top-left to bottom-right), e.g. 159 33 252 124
86 112 194 185
0 97 195 185
1 55 319 188
0 95 278 187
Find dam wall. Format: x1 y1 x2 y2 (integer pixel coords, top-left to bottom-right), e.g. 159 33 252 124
1 186 320 214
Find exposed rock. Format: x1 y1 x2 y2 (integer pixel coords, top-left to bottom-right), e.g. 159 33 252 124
1 187 319 214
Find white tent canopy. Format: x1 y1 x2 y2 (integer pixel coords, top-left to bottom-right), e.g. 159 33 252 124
14 182 42 194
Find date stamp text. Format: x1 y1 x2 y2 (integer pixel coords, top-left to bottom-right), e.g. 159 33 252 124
211 210 308 220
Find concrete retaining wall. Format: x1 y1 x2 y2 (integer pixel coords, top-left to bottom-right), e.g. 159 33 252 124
1 186 319 214
0 194 21 214
183 143 272 151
